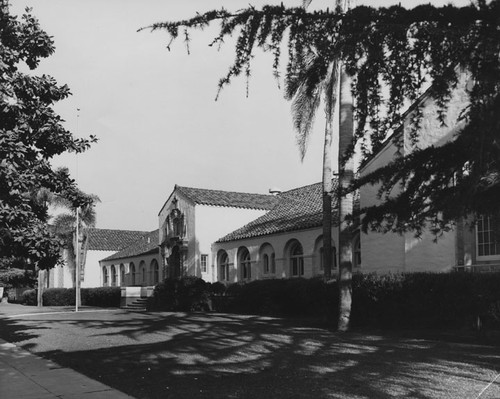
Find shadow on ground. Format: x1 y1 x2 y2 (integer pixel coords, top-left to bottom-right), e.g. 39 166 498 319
1 307 499 399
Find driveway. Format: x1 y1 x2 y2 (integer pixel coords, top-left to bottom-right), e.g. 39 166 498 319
1 303 499 399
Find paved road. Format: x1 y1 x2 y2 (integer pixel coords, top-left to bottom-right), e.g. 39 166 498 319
1 302 500 399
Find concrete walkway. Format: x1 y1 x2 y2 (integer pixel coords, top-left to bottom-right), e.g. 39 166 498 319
0 338 134 399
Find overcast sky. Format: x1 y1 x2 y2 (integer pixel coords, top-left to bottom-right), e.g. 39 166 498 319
10 0 471 231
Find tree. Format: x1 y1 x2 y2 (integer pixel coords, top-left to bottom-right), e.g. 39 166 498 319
51 184 100 289
283 0 355 330
142 0 500 328
0 2 96 272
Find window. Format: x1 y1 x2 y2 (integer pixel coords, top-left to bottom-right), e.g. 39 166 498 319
219 252 230 281
201 254 208 273
290 242 304 277
239 249 251 280
271 253 276 274
477 216 500 258
263 254 269 274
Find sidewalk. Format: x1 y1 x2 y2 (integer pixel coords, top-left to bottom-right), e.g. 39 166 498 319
0 335 134 399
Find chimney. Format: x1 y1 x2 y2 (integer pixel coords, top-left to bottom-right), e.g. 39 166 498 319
269 187 282 196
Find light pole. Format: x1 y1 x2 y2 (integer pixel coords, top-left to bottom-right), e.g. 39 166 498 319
75 206 80 311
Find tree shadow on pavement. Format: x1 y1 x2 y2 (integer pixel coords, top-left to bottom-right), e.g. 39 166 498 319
1 310 498 399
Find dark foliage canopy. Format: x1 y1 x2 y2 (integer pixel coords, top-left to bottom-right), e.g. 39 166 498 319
142 0 500 235
0 2 96 268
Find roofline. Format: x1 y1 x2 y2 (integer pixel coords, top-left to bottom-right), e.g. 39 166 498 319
157 184 196 216
101 247 160 263
215 223 324 244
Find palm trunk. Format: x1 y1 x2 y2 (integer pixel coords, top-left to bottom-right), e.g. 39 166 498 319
337 69 354 332
322 62 339 280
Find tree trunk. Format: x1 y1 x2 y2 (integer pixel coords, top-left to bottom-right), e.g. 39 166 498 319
37 268 45 307
337 69 354 332
322 59 340 281
322 95 334 280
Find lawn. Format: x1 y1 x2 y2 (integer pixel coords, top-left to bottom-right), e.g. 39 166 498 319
0 303 499 399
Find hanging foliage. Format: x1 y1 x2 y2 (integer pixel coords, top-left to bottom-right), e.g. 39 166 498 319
142 0 500 234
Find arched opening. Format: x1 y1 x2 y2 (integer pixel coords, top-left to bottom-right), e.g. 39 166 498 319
169 246 181 278
120 264 125 286
151 259 159 284
139 260 146 285
102 267 109 287
259 243 276 276
238 247 251 280
289 241 304 277
110 265 117 286
130 262 136 286
218 250 229 282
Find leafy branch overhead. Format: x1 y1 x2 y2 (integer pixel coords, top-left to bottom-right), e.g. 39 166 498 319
1 2 97 267
142 0 500 234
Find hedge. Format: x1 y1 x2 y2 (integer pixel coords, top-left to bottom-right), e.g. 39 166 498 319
20 287 121 307
150 273 500 330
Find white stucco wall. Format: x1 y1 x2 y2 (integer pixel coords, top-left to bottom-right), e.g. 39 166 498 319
82 250 117 288
195 205 268 282
358 73 469 273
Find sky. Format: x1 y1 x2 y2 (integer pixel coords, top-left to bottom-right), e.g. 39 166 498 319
10 0 471 232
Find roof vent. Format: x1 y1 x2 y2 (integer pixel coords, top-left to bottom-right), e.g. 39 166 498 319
269 187 282 196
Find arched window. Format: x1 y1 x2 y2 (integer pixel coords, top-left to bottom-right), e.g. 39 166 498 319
353 234 361 268
130 262 136 285
110 265 117 286
239 248 251 280
120 264 125 286
290 242 304 277
219 251 229 281
263 254 269 274
151 259 159 284
102 267 109 286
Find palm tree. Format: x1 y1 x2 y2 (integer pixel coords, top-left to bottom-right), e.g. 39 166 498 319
286 0 354 330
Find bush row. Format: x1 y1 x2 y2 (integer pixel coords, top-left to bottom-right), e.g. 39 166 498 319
149 273 500 329
21 287 121 307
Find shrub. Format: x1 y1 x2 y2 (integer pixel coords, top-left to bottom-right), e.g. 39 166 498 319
21 289 37 306
224 278 338 320
81 287 121 307
19 287 121 307
148 276 212 311
43 288 75 306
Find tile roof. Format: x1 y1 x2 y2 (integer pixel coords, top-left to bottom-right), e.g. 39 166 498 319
86 228 150 251
217 182 338 243
101 230 159 262
175 185 278 210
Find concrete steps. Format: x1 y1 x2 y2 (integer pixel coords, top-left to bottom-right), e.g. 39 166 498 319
121 297 149 312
